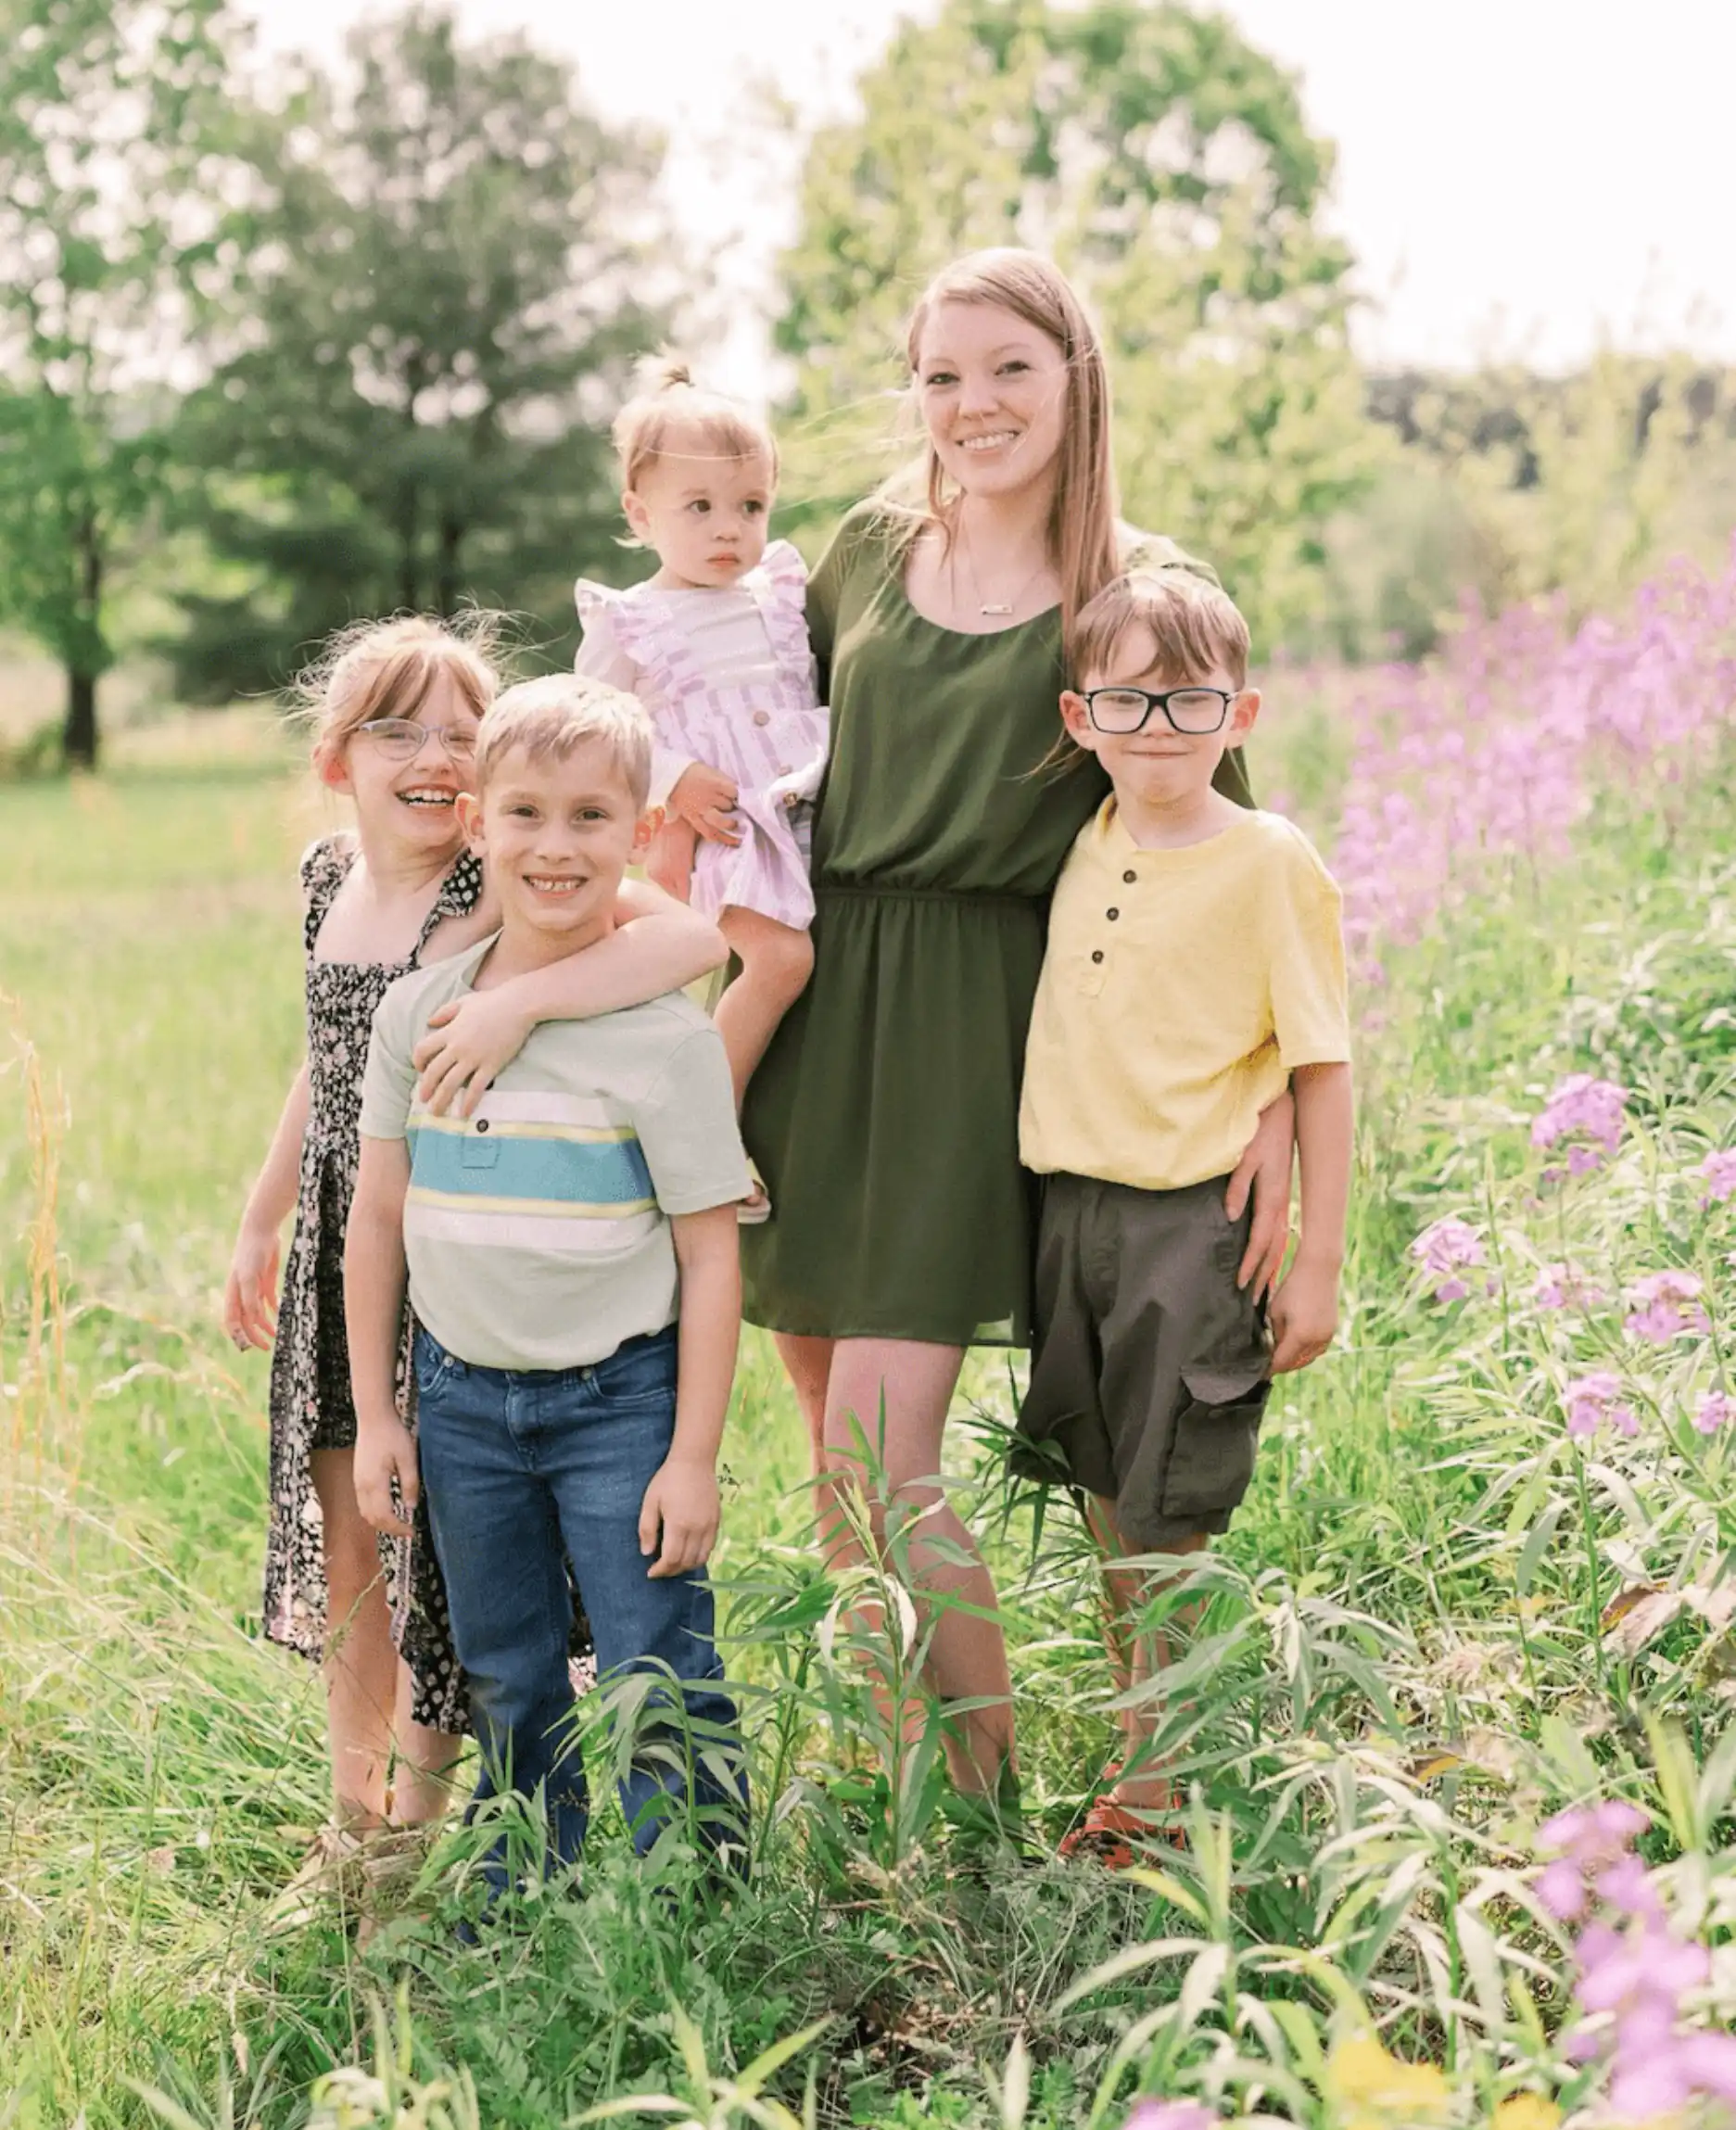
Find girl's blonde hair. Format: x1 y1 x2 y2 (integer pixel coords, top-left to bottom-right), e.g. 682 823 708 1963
902 248 1120 640
294 615 501 772
611 360 779 496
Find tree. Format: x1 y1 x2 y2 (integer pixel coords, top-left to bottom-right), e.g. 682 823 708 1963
0 0 243 766
170 7 674 701
774 0 1377 649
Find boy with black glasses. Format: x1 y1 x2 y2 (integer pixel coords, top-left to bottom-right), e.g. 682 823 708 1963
1016 569 1352 1863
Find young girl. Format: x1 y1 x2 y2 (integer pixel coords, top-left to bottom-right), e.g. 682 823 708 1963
571 364 828 1216
222 615 724 1862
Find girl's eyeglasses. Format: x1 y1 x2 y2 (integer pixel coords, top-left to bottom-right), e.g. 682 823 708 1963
355 717 477 761
1081 685 1238 736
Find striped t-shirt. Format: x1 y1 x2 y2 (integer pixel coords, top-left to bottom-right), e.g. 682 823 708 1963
359 936 749 1371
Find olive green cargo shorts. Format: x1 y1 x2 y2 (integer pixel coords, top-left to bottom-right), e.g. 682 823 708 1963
1014 1171 1273 1550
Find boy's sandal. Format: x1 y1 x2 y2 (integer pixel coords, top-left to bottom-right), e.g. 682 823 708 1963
1058 1797 1185 1869
737 1182 772 1226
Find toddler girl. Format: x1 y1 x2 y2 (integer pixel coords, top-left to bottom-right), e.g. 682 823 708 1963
223 615 723 1864
574 364 827 1214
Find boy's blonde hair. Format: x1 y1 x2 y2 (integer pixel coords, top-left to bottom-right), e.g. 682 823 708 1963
474 673 653 810
901 248 1119 640
612 359 779 497
297 614 500 769
1069 570 1251 691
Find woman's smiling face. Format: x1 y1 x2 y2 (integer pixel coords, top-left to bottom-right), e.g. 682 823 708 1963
914 298 1071 501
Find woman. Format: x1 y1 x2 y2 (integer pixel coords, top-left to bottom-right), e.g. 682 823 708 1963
726 250 1291 1800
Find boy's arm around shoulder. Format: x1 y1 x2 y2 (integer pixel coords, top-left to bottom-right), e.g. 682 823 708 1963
413 881 727 1120
345 998 421 1534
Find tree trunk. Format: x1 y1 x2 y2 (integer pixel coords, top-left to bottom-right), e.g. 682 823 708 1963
62 518 103 769
63 668 98 770
436 515 463 615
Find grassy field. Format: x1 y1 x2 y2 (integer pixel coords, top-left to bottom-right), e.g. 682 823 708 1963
3 627 1735 2130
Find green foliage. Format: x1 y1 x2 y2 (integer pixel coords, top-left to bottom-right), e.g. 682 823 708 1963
166 6 674 702
0 0 245 763
774 0 1377 646
4 700 1736 2125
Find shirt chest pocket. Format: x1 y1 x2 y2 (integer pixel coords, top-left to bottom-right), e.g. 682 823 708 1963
461 1127 501 1171
1059 941 1109 1000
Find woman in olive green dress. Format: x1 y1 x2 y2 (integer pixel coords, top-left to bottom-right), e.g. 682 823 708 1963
735 251 1292 1796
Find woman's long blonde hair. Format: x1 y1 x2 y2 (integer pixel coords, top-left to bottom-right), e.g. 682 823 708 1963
901 248 1121 639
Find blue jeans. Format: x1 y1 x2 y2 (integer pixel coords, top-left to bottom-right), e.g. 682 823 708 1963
413 1323 746 1885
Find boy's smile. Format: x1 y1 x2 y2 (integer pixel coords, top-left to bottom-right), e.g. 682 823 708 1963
1061 623 1261 843
459 737 653 969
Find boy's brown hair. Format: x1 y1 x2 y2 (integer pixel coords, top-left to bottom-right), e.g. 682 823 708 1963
1068 570 1251 691
474 674 653 810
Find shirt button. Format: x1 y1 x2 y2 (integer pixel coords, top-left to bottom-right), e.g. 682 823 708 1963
753 710 770 726
777 764 792 776
1122 869 1136 884
1107 907 1120 921
1091 949 1105 964
475 1118 490 1134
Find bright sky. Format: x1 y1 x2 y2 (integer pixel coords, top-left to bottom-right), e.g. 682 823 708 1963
245 0 1736 392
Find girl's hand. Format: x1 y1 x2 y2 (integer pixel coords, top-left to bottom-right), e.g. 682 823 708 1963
353 1417 419 1536
1225 1087 1296 1301
645 817 698 902
413 992 534 1118
1269 1250 1340 1375
223 1223 281 1350
667 762 742 846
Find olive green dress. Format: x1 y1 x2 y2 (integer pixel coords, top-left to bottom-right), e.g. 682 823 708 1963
741 503 1251 1348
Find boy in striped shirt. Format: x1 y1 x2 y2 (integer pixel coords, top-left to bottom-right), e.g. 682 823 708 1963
347 675 751 1893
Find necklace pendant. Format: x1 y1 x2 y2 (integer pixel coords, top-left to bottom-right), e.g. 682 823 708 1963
980 601 1013 616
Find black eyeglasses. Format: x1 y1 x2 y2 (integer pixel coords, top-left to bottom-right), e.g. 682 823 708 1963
354 717 477 761
1081 686 1239 736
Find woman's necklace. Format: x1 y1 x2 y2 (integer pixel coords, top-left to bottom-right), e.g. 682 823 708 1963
952 524 1054 618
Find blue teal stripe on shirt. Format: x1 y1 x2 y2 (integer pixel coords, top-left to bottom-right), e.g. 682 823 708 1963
406 1125 655 1207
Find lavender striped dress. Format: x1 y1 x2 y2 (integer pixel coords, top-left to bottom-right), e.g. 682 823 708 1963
575 540 828 932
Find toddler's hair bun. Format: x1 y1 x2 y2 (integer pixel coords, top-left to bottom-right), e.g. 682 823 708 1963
653 359 694 392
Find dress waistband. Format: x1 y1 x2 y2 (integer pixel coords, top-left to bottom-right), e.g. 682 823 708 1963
817 881 1047 912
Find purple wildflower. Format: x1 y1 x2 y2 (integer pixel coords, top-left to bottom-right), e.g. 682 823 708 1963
1411 1216 1485 1302
1699 1148 1736 1205
1693 1390 1733 1435
1530 1074 1628 1174
1624 1270 1710 1344
1123 2104 1217 2130
1562 1373 1638 1441
1534 1262 1605 1311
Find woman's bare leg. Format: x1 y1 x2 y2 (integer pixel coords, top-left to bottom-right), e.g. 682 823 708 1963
772 1332 833 1476
716 909 815 1109
820 1338 1014 1793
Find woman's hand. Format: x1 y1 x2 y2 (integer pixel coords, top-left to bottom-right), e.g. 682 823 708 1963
1225 1087 1296 1302
223 1222 281 1351
667 762 742 846
414 991 534 1118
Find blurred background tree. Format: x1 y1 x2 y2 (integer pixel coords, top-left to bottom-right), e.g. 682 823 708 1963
0 0 245 766
165 6 674 702
773 0 1377 651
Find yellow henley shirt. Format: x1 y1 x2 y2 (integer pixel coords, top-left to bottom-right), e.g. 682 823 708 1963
1020 803 1351 1190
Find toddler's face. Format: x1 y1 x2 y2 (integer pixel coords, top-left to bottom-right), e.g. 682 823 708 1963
625 448 774 590
1061 626 1260 811
459 738 652 948
318 671 481 850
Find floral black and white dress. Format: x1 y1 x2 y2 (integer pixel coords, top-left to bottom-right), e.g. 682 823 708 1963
260 835 482 1731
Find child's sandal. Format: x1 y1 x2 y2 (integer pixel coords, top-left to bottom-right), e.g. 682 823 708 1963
1058 1796 1185 1869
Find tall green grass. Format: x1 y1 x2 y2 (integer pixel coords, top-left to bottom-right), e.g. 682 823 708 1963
3 716 1733 2128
